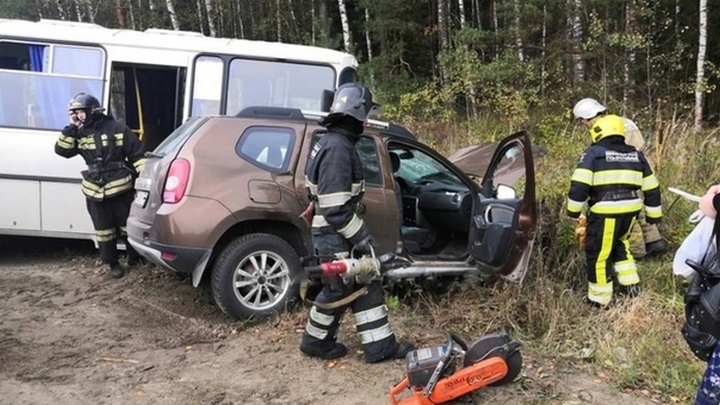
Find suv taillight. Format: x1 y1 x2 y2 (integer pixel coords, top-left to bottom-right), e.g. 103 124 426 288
163 158 190 204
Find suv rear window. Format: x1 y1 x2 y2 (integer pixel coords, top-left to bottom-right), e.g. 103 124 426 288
154 116 208 155
237 126 295 172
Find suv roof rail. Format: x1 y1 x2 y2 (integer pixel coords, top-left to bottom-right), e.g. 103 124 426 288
236 106 307 120
234 107 415 139
301 110 391 130
385 123 416 140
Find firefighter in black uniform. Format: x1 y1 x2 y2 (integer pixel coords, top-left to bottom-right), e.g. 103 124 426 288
55 93 146 279
299 83 414 362
567 113 662 306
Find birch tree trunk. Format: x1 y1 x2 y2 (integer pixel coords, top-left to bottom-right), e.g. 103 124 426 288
87 0 96 23
116 0 126 28
56 0 66 20
204 0 217 37
128 0 137 30
492 0 498 58
438 0 447 52
338 0 352 53
276 0 282 42
74 0 83 22
623 0 637 110
694 0 707 132
541 4 547 98
166 0 180 30
569 0 584 84
236 0 245 38
364 7 372 62
311 0 316 45
514 0 523 61
458 0 465 28
438 0 448 81
195 0 205 35
288 0 300 41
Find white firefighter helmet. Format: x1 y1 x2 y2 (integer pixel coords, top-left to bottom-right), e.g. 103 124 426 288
573 98 607 120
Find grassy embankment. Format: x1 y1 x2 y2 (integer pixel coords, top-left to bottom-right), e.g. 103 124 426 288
387 112 720 403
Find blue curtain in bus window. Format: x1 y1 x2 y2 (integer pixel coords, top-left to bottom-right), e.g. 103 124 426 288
29 45 45 72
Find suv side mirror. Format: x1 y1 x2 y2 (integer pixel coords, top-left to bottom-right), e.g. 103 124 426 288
321 89 334 112
496 184 517 199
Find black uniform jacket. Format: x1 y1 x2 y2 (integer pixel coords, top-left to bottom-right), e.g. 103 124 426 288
567 136 662 221
305 126 370 245
55 115 145 202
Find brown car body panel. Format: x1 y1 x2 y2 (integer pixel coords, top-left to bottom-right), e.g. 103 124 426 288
176 118 311 248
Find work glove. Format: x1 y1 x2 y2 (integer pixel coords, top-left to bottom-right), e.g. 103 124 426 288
353 234 377 256
574 215 587 251
61 125 79 138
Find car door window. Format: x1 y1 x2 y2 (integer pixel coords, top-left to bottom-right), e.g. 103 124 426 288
236 126 295 172
311 132 382 186
356 136 381 186
389 144 465 188
490 141 526 199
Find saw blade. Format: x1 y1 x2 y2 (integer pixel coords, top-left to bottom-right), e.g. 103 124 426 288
463 332 522 387
668 187 702 202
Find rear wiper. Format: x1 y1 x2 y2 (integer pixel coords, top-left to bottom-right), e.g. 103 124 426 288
144 151 165 159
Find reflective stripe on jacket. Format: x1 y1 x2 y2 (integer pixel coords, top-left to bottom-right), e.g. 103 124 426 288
304 126 370 244
55 115 145 202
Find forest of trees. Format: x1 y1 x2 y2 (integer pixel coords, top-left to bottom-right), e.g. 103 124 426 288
1 0 717 131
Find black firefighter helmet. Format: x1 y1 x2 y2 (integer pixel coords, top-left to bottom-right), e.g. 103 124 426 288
320 83 380 126
67 92 105 115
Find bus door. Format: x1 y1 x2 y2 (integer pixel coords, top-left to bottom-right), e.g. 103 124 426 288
109 63 185 152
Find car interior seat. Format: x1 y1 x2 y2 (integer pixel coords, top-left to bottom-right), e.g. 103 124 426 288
390 151 432 254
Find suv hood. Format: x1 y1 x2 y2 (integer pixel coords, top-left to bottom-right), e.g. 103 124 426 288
448 142 547 185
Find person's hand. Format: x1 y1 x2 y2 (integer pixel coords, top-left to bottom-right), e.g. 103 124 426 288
699 185 720 219
354 235 377 255
69 111 80 127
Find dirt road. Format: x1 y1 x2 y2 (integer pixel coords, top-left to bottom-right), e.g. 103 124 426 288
0 236 660 405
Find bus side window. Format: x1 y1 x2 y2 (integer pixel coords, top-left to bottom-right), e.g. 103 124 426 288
191 55 222 116
242 78 271 108
0 41 104 130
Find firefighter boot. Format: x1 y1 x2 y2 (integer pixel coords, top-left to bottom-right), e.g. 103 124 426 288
645 239 668 257
109 262 125 279
300 342 347 360
391 341 416 360
367 340 416 363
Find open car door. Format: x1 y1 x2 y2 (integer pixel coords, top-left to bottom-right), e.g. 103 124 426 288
467 131 537 283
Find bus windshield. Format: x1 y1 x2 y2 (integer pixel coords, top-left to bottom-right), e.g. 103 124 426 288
191 56 335 117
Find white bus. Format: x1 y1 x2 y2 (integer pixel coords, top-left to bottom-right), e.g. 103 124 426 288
0 18 359 242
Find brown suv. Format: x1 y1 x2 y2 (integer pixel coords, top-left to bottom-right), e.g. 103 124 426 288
127 107 537 320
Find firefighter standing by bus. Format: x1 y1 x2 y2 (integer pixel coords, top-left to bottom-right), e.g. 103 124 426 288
567 105 663 307
55 92 146 279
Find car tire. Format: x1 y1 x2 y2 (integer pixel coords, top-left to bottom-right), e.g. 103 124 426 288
211 233 301 320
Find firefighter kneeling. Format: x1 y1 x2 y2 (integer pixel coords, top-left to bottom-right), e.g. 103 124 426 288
568 102 663 307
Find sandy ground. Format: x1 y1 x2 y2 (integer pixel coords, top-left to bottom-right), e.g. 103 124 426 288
0 236 663 405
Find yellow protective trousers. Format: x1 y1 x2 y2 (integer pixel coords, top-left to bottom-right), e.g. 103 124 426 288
584 214 640 306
